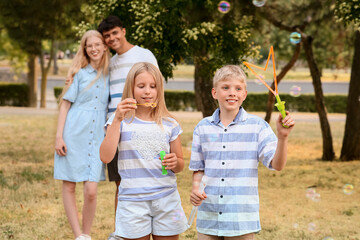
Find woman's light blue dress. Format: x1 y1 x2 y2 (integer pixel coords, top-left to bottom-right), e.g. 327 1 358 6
54 64 109 182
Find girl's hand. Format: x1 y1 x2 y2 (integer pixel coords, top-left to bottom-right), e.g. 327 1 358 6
190 189 207 206
161 153 178 170
55 137 67 156
115 98 137 121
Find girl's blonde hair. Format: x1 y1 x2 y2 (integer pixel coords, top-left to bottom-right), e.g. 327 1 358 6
58 30 110 106
122 62 175 126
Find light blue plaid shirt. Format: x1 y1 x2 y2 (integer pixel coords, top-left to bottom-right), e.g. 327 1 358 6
189 107 277 237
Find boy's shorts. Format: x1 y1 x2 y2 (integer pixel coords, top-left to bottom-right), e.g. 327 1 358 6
115 190 188 239
198 232 255 240
107 150 121 182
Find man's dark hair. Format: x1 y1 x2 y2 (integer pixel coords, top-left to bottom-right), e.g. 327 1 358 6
97 15 124 34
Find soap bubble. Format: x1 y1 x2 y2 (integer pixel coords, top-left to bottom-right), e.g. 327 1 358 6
171 209 185 222
293 223 299 229
322 237 334 240
290 85 302 97
290 32 301 44
253 0 266 7
255 74 265 85
218 1 231 14
343 184 354 195
306 188 320 202
308 222 316 231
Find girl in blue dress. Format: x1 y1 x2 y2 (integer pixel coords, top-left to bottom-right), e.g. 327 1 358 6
54 30 110 240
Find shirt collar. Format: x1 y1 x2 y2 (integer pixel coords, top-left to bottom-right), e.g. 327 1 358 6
210 107 248 125
85 64 97 74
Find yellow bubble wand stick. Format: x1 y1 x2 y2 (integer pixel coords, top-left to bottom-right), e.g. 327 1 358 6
243 46 288 128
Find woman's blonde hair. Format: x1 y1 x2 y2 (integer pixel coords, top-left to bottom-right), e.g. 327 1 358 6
58 30 110 106
122 62 176 126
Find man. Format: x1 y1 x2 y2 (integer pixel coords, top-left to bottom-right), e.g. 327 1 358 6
97 16 158 240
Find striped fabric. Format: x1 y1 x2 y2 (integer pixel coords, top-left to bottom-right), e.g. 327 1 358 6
107 46 158 118
189 107 277 236
106 115 182 201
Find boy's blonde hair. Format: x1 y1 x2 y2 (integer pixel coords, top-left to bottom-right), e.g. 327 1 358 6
122 62 176 127
213 65 247 88
58 30 110 106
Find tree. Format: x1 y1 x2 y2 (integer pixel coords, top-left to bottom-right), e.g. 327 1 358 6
0 0 84 108
81 0 259 117
259 0 337 160
335 0 360 161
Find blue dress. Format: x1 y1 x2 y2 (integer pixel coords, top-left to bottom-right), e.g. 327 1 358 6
54 64 109 182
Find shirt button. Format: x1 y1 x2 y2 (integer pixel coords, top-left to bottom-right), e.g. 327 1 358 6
224 129 227 132
220 195 223 198
222 162 225 165
221 178 224 181
89 142 91 145
93 120 95 122
88 153 90 156
90 131 93 133
219 212 222 215
95 96 98 98
96 85 99 88
223 145 226 149
94 107 96 110
88 165 90 167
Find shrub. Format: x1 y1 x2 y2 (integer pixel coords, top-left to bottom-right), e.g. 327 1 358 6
0 83 28 106
53 87 347 113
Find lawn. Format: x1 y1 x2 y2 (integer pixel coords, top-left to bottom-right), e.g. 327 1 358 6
0 109 359 240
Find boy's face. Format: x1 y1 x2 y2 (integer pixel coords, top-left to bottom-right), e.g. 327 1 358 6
212 78 247 113
102 26 126 54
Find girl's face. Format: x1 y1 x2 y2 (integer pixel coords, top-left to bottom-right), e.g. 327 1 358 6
133 71 158 106
85 36 107 63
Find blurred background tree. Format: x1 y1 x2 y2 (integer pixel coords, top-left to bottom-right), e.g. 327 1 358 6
335 0 360 161
0 0 85 107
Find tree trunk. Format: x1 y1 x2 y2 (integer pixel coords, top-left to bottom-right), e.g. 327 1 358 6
265 43 302 123
39 40 54 108
303 35 335 161
194 55 218 117
53 41 58 75
27 54 38 107
340 30 360 161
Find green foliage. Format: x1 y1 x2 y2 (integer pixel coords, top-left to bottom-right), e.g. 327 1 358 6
0 83 28 107
335 0 360 29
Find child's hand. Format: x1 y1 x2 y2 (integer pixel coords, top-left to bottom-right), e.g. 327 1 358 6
55 137 67 156
65 75 73 86
190 189 207 206
276 111 295 138
161 153 178 170
115 98 137 121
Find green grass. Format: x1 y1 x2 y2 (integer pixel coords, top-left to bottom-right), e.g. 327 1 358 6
0 110 359 239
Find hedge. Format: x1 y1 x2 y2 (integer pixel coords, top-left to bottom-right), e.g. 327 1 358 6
54 86 347 113
0 83 28 106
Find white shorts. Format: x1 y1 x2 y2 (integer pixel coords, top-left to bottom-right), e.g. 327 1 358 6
115 190 188 238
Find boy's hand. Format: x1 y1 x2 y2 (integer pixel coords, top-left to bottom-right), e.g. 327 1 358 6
190 189 207 206
161 153 178 170
276 111 295 138
55 137 67 156
114 98 137 121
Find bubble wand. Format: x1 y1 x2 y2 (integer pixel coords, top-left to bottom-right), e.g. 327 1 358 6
187 175 208 227
159 151 168 175
243 46 288 128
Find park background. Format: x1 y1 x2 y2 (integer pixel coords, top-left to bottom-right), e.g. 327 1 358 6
0 0 359 239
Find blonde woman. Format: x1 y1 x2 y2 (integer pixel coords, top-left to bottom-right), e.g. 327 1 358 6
100 62 187 240
54 30 110 240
